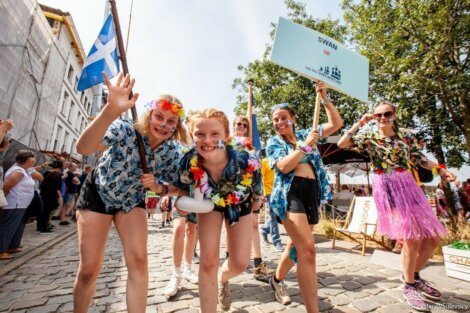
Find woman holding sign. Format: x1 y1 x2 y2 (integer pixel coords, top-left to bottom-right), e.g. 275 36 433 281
337 101 455 312
266 82 342 312
74 73 188 312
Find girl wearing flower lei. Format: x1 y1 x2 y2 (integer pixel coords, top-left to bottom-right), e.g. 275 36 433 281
266 82 343 313
74 73 188 312
231 116 274 283
338 100 456 312
177 109 262 312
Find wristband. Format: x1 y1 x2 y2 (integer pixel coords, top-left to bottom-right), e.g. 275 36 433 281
321 96 332 105
346 132 354 139
431 164 446 177
296 140 314 154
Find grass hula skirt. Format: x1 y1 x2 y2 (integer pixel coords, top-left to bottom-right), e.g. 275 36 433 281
372 170 446 240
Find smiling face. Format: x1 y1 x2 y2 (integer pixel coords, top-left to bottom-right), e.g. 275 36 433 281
373 103 396 130
272 109 295 136
233 117 249 137
148 103 180 142
192 117 230 160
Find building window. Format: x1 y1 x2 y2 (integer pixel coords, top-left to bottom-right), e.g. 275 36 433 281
63 131 69 152
71 139 76 155
61 91 69 115
75 113 81 131
67 66 74 82
68 101 75 122
54 125 63 151
75 77 79 90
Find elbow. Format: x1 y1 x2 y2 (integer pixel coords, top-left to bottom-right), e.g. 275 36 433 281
335 118 344 131
276 164 291 174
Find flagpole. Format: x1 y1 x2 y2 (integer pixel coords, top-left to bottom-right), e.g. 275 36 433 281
312 81 321 131
247 79 254 139
109 0 148 173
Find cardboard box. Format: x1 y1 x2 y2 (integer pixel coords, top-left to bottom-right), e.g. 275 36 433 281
442 245 470 282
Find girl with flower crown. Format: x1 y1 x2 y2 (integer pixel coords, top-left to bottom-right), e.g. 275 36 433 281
266 82 342 313
338 101 455 312
73 73 188 312
177 109 262 312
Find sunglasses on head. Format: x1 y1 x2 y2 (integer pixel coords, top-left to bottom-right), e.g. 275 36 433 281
236 122 248 128
271 103 290 112
374 111 394 119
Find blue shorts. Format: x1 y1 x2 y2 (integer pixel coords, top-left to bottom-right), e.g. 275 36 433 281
63 192 76 204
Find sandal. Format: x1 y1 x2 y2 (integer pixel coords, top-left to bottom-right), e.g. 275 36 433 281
0 253 14 260
7 248 22 254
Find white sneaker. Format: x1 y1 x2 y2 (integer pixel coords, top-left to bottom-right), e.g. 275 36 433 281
182 266 198 284
164 274 181 299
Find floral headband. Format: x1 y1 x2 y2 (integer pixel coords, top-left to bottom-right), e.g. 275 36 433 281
145 99 185 120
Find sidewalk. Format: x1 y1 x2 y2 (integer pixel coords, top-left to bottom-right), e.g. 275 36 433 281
0 219 76 276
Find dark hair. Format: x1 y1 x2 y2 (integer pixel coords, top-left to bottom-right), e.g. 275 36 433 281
374 100 399 133
271 104 297 146
0 134 10 149
51 160 64 169
15 150 36 164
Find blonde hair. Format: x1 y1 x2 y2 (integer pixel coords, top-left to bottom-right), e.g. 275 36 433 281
134 95 190 144
187 109 230 137
233 116 250 137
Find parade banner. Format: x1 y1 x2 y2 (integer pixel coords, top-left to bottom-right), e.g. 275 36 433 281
270 17 369 103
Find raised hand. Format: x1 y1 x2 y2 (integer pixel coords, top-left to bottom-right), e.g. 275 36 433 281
305 130 320 147
360 113 374 125
102 72 139 118
315 81 328 100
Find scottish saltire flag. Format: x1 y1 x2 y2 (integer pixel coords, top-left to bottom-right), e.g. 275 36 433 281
77 14 120 91
248 92 262 151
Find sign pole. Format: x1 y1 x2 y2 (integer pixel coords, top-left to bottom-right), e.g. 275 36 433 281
247 79 254 139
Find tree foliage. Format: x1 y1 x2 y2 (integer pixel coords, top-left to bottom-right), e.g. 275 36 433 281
233 0 469 168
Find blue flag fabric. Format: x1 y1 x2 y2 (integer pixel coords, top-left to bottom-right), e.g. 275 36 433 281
249 91 262 151
77 14 120 91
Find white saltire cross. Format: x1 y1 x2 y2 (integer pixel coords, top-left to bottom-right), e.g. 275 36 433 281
83 37 118 75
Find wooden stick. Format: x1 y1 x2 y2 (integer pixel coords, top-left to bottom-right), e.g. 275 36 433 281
109 0 148 173
312 91 321 131
247 79 254 139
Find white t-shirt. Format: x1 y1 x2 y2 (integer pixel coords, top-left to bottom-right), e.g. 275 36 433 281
4 164 35 209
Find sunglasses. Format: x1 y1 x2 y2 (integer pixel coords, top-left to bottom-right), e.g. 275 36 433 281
271 103 290 112
374 111 394 119
236 122 248 128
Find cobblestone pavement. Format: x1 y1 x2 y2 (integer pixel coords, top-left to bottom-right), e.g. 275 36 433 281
0 218 469 313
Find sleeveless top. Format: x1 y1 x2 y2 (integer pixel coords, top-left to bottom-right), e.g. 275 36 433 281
4 164 35 209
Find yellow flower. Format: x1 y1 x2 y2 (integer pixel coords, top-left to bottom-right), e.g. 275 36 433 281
190 157 198 167
212 194 226 207
241 174 252 186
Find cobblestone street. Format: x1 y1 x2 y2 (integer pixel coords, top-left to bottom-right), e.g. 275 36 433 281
0 219 469 313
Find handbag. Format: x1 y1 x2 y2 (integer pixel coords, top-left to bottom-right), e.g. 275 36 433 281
0 189 8 207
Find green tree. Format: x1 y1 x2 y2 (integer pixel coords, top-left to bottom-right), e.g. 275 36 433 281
342 0 469 167
233 1 367 146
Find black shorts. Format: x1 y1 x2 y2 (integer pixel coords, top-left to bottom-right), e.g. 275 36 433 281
286 176 319 225
76 169 145 216
214 194 252 219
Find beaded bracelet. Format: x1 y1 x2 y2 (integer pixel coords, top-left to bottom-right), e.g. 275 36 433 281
431 164 446 177
296 140 314 154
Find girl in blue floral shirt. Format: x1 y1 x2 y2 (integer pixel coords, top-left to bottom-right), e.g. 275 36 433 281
177 109 262 312
74 73 188 312
266 82 343 312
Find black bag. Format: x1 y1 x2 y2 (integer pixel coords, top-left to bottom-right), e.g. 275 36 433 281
23 190 43 222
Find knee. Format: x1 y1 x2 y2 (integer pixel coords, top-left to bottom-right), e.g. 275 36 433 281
126 251 148 274
429 237 441 249
297 244 316 264
173 223 185 239
77 262 101 284
228 257 249 275
185 224 197 237
200 253 219 274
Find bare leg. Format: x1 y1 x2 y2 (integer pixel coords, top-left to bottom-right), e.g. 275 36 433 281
171 217 187 268
278 213 318 313
402 239 420 283
220 214 252 283
73 210 113 313
198 211 224 313
114 208 148 312
415 237 440 273
275 237 295 281
251 213 262 259
183 222 198 266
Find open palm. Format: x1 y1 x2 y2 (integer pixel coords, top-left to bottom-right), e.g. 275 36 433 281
103 72 139 118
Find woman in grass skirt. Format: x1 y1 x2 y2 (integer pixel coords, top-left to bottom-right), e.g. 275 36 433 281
338 101 455 312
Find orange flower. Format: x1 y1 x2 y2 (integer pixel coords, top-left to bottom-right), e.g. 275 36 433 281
190 167 205 181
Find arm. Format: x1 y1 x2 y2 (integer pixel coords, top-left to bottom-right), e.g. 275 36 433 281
30 171 43 182
316 82 343 137
337 113 374 149
76 73 139 155
275 149 309 174
420 159 456 182
3 172 23 194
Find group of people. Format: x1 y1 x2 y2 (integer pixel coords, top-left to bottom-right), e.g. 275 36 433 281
0 118 92 260
67 72 457 313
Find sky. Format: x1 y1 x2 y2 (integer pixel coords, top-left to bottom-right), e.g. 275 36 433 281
39 0 469 181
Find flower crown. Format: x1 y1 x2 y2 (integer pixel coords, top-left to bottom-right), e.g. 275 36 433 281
145 99 185 120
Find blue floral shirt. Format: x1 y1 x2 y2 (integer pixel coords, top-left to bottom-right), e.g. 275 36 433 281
266 125 332 221
177 144 262 226
96 118 183 213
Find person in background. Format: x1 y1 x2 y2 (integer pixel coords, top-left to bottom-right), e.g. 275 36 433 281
259 148 283 252
60 162 80 226
0 150 36 259
435 183 448 219
0 119 13 207
332 184 355 215
38 160 64 233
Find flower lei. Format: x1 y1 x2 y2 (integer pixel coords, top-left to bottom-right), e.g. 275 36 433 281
431 164 446 177
145 99 185 120
185 149 259 208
